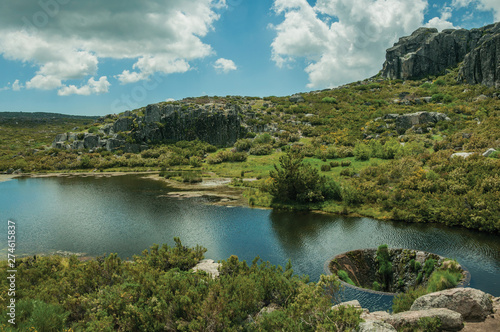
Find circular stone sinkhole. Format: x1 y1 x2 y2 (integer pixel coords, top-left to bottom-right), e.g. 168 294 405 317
325 248 470 295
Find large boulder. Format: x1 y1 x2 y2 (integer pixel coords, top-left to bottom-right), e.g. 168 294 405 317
192 259 220 279
113 117 134 133
289 94 305 103
483 148 497 157
410 288 493 321
357 321 396 332
331 300 362 310
392 112 450 133
106 138 126 151
83 135 100 149
385 308 463 331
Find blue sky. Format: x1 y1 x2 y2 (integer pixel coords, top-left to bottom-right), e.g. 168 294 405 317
0 0 498 116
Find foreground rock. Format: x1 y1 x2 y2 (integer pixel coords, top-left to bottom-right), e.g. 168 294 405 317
192 259 220 278
411 288 493 321
381 22 500 88
386 308 464 331
357 320 396 332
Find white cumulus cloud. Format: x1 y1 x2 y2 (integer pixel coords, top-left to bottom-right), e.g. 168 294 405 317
0 0 226 94
213 58 237 73
271 0 429 88
452 0 500 21
58 76 111 96
425 6 456 30
12 80 23 91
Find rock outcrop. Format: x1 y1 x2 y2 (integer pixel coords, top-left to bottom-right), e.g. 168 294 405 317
192 259 221 279
410 288 493 321
385 308 464 331
365 111 450 136
337 288 495 331
52 102 246 152
381 22 500 88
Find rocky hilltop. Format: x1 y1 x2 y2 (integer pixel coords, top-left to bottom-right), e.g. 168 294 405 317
53 101 246 152
382 22 500 87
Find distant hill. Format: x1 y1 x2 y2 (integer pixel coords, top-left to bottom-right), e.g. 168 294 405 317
0 112 98 120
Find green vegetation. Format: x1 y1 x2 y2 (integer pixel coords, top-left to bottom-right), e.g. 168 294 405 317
0 240 362 331
376 244 393 290
392 259 464 313
398 317 442 332
337 270 356 286
266 151 342 204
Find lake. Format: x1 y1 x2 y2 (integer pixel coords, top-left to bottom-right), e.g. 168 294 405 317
1 174 499 311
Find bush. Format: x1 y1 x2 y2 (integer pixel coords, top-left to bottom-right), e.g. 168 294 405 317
423 258 436 277
392 286 428 313
322 97 338 104
431 93 453 103
320 164 331 172
249 144 273 156
341 184 362 206
434 79 446 86
268 152 339 204
341 160 352 167
340 168 354 177
337 270 355 285
354 143 370 161
234 139 253 152
189 156 202 167
88 126 99 134
330 161 340 168
254 133 274 145
376 244 392 289
7 299 70 332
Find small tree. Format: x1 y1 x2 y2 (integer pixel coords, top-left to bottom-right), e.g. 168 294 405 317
376 244 392 290
268 152 340 204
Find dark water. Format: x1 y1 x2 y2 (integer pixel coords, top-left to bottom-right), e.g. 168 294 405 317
1 174 499 311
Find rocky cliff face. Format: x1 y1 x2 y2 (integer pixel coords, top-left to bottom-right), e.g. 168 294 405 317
382 22 500 87
52 102 246 152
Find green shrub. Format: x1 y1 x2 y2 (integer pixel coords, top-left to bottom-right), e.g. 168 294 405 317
341 160 352 167
423 258 436 277
433 79 446 86
372 281 381 291
322 97 338 104
376 244 392 289
5 299 70 332
340 168 354 177
234 139 253 152
426 270 462 293
249 144 273 156
431 93 453 103
416 272 423 284
392 286 428 313
354 143 370 161
337 270 355 286
330 161 340 168
88 126 99 134
189 156 202 167
321 164 331 172
341 184 362 206
254 133 274 145
268 152 338 204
